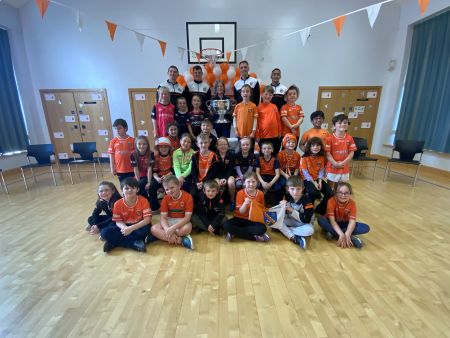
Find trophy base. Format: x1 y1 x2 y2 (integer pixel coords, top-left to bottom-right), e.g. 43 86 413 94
215 119 230 124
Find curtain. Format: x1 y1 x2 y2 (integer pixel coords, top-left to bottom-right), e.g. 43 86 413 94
0 28 29 153
395 10 450 153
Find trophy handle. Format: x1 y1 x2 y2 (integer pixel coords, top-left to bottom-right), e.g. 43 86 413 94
206 100 212 108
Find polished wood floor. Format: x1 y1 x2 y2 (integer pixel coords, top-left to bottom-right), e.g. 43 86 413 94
0 164 449 337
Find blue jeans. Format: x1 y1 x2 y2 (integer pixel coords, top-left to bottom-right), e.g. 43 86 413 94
318 217 370 236
100 224 150 248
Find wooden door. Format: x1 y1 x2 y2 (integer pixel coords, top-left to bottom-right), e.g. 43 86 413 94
128 88 157 148
317 86 382 151
73 90 113 159
40 90 82 162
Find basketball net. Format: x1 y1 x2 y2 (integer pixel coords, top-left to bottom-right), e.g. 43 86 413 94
201 48 222 67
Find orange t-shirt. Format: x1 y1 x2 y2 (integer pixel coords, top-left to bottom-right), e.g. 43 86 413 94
300 128 330 146
326 197 357 222
256 102 281 139
300 155 326 181
325 133 357 174
280 104 304 136
233 101 258 137
168 136 181 150
234 189 265 219
154 153 173 176
108 136 135 173
197 151 216 181
112 195 151 224
277 150 301 175
161 191 194 219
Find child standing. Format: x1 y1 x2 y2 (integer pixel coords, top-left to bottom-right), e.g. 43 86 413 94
101 177 152 253
280 176 315 249
86 181 121 235
166 122 181 150
150 175 194 250
152 86 175 139
175 97 190 137
325 114 356 191
301 137 333 215
255 142 282 205
234 137 258 190
149 137 173 212
280 85 304 142
277 133 301 187
200 118 217 151
223 172 270 242
130 136 154 198
190 133 220 198
233 84 258 140
256 85 282 156
188 95 206 139
172 133 195 192
216 137 236 211
318 182 370 248
299 110 330 152
191 180 225 235
108 119 135 183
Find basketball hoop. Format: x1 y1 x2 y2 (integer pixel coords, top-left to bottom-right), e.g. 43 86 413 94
201 48 223 67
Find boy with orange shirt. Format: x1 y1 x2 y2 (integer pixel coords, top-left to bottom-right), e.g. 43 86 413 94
190 133 220 198
325 114 357 190
299 110 330 152
108 119 135 183
101 177 151 253
256 85 282 156
280 85 304 143
150 175 194 250
233 84 258 140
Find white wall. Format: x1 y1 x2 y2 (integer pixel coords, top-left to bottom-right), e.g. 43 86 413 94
2 0 449 170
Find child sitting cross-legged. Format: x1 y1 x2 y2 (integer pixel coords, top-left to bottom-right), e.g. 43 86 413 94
150 175 194 250
191 179 225 236
101 177 152 253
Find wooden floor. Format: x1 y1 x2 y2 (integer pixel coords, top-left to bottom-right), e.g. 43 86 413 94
0 165 449 337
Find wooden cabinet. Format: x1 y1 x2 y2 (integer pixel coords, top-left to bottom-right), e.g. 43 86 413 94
128 88 157 148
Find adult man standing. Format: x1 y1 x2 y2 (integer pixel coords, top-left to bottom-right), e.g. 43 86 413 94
233 60 260 105
269 68 287 111
186 65 211 112
157 65 187 106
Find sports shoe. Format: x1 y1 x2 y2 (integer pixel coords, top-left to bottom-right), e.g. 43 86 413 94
131 240 146 252
324 231 334 241
229 202 236 212
254 233 270 242
226 232 234 241
85 224 92 231
297 236 307 250
145 234 158 244
351 235 363 248
182 234 194 250
103 241 115 253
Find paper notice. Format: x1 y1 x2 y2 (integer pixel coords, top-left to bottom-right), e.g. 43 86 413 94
45 94 56 101
58 153 69 159
65 116 76 122
361 122 371 129
322 123 328 129
97 129 108 136
138 130 149 136
348 112 358 119
79 115 90 122
321 92 332 99
367 91 377 98
53 132 64 139
101 153 109 158
91 93 103 101
135 93 146 101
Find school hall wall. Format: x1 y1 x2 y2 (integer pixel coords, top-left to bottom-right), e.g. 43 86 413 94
2 0 449 171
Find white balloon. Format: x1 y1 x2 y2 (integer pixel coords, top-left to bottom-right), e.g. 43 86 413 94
227 67 236 80
213 65 222 78
200 65 207 80
225 81 232 92
184 71 193 83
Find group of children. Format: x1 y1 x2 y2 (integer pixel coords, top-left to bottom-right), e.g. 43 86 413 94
86 77 371 253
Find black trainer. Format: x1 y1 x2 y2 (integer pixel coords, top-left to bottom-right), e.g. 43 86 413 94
103 241 115 253
131 240 146 252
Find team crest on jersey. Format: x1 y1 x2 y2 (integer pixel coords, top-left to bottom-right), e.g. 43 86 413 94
136 211 142 217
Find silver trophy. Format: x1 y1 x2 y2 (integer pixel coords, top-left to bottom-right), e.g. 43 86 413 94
206 99 234 124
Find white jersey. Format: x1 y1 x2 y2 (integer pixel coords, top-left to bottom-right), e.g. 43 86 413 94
158 80 186 105
270 83 288 110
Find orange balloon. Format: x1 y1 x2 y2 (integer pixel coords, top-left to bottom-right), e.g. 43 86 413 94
219 74 228 83
176 75 185 84
250 72 257 78
235 68 241 78
205 63 212 73
207 73 215 87
220 63 229 73
260 83 265 94
189 66 194 75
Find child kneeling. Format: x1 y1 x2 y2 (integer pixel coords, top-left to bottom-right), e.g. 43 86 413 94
101 177 152 253
280 176 315 250
150 175 194 249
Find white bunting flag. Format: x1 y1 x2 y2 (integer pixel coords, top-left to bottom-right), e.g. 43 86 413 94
240 47 248 60
134 32 145 52
366 3 382 28
299 27 311 46
178 47 185 60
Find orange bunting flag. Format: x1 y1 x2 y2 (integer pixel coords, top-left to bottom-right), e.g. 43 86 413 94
105 21 117 41
195 52 201 63
418 0 429 15
35 0 50 19
333 15 346 37
158 40 167 57
226 51 232 62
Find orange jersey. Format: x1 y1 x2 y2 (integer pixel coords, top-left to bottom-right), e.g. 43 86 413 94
277 150 301 175
280 104 304 136
234 188 265 219
326 197 357 222
197 151 216 181
108 136 135 173
233 101 258 137
256 102 281 138
112 195 151 224
257 156 280 176
168 136 181 150
300 155 326 180
300 128 330 146
325 133 357 174
154 153 173 176
161 191 194 218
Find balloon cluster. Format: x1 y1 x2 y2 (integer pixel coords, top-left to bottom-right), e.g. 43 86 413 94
176 63 260 94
